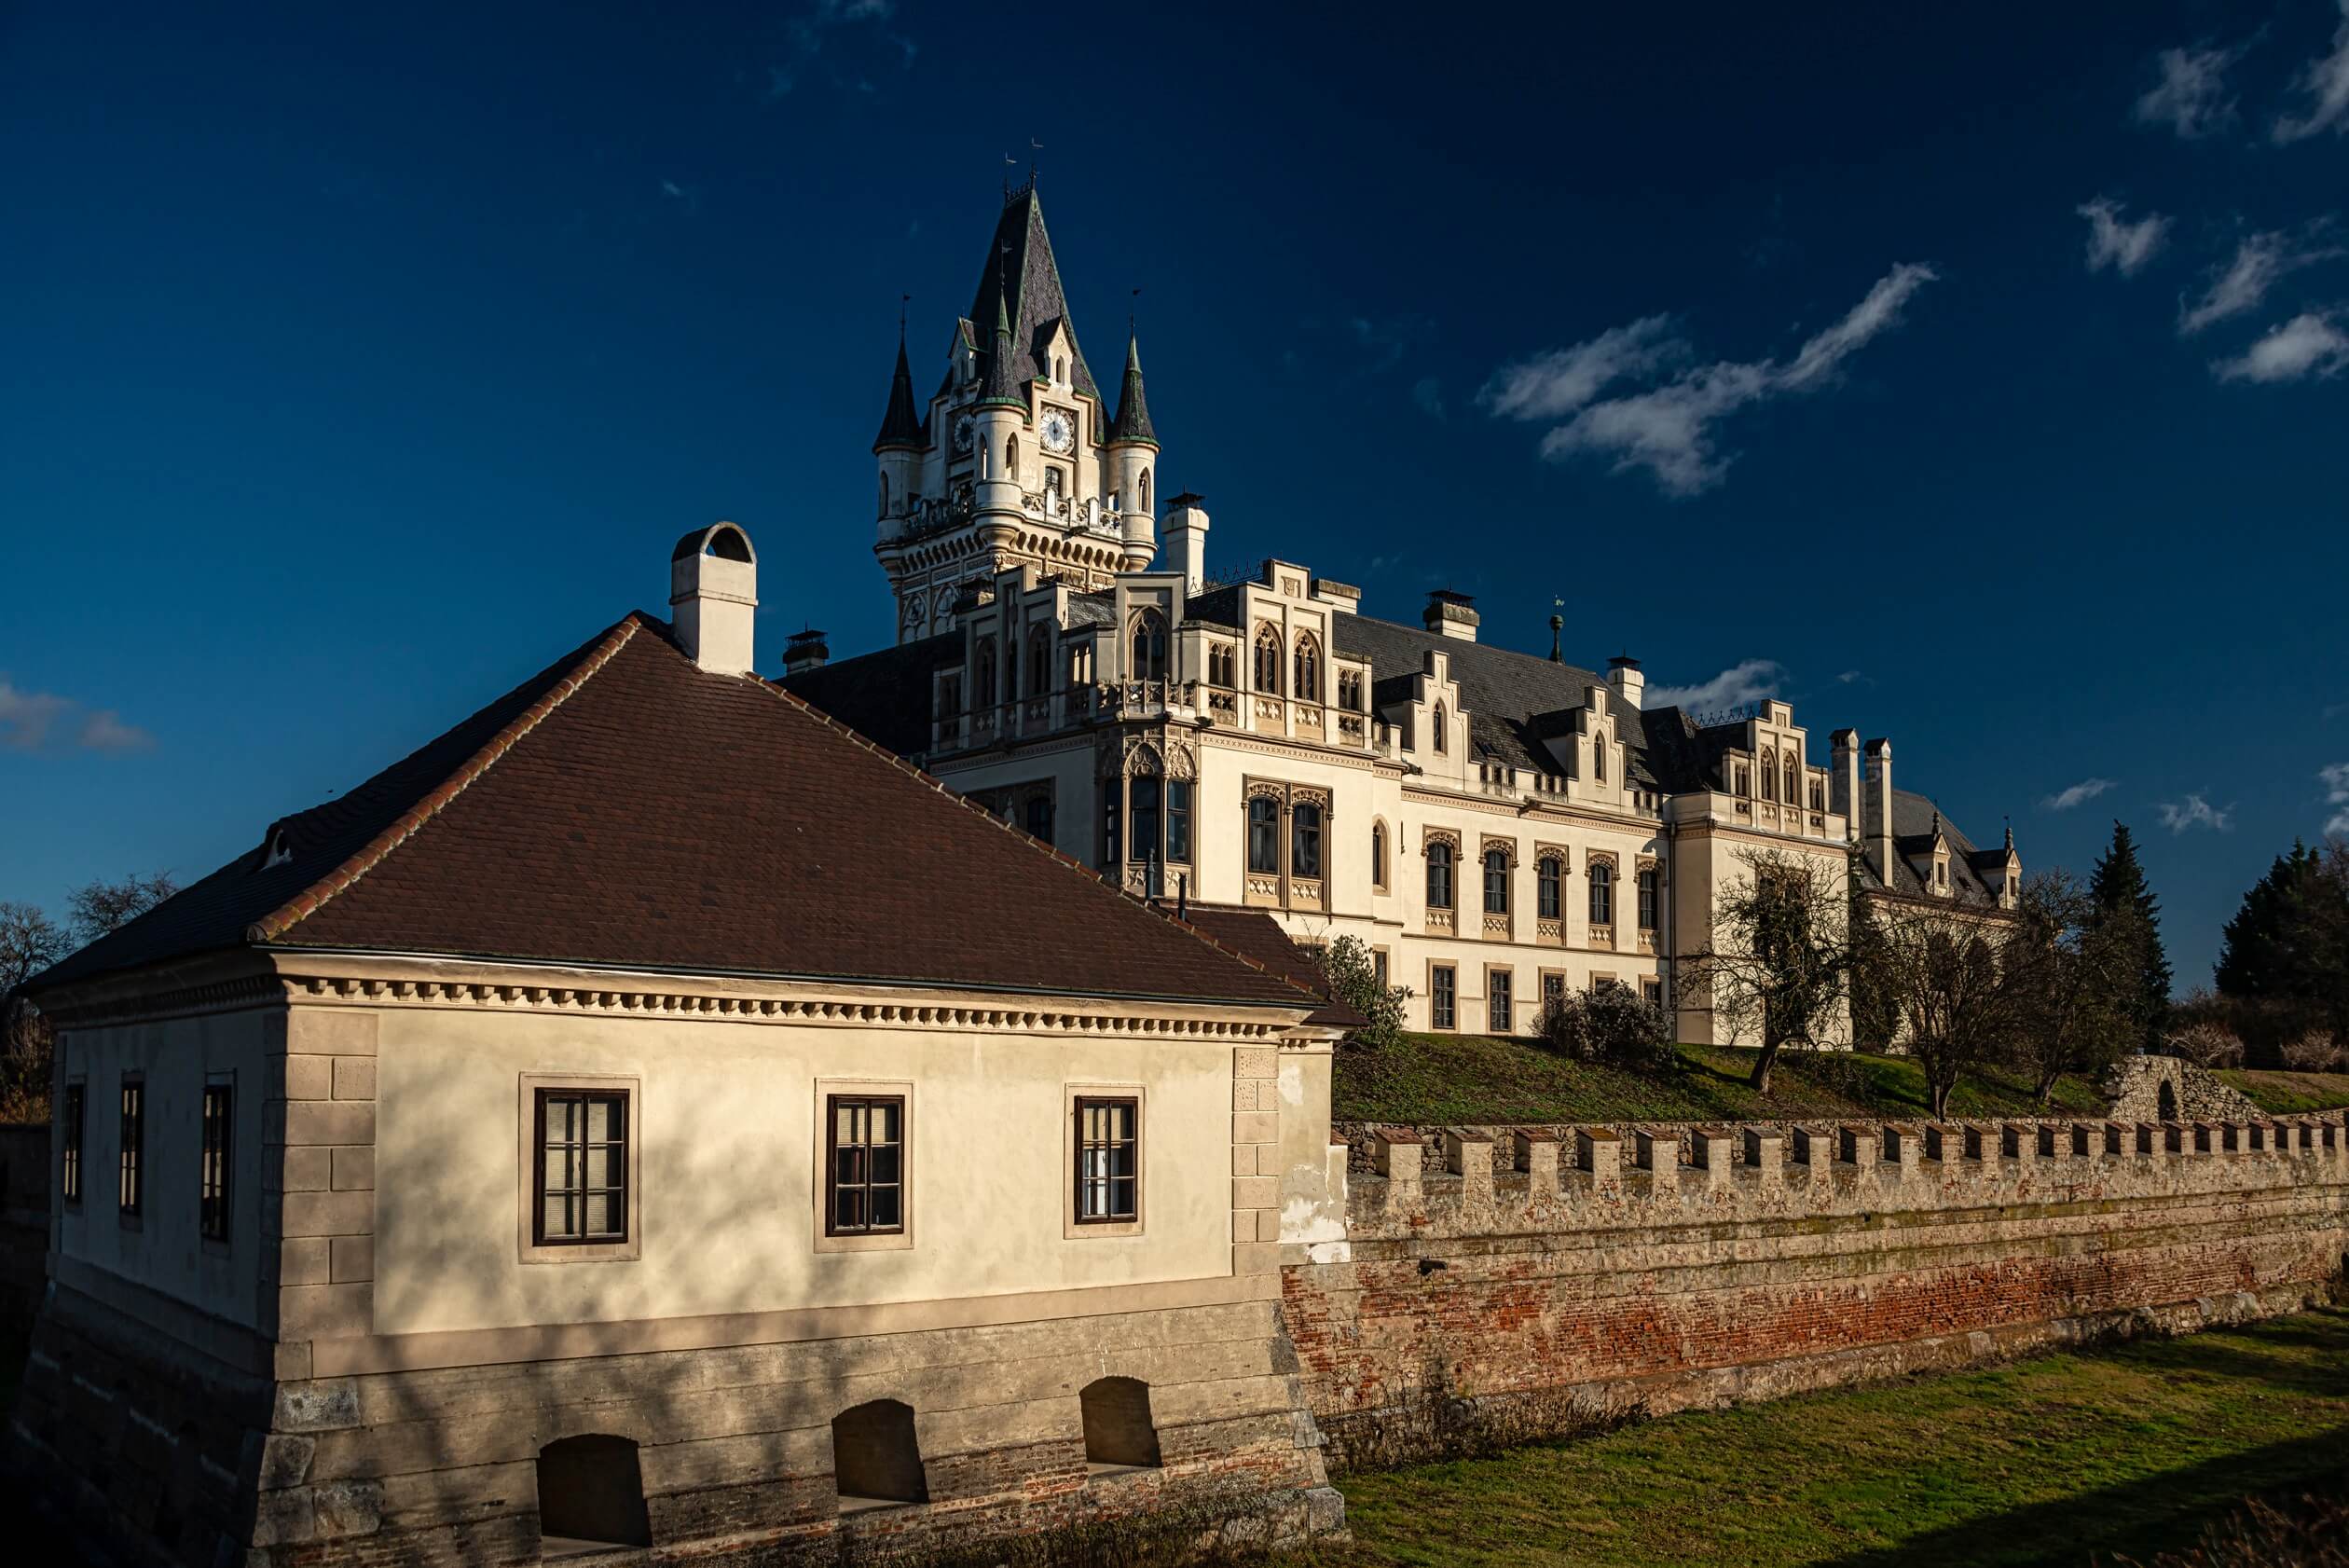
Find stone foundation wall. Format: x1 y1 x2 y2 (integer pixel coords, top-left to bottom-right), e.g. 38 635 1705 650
2103 1054 2262 1124
1282 1114 2349 1468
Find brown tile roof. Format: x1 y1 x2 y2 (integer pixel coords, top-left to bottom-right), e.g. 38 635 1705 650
1173 908 1370 1030
34 614 1316 1013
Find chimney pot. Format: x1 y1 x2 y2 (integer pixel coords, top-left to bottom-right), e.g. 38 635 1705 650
783 628 831 676
1607 653 1644 709
669 522 759 676
1423 589 1480 641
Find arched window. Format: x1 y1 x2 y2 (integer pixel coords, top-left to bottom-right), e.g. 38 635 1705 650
1079 1377 1161 1469
1253 626 1281 693
1338 670 1363 711
1483 848 1510 915
1808 777 1825 812
1588 861 1614 926
1130 777 1161 869
1537 856 1562 920
832 1400 927 1506
1209 645 1234 686
1734 763 1751 796
1139 468 1152 515
1426 841 1454 910
1026 626 1051 695
1593 739 1606 783
1004 434 1018 476
1292 802 1324 879
973 640 997 707
538 1435 652 1552
1432 704 1448 754
1371 821 1387 889
1130 611 1168 681
1760 749 1778 802
1786 755 1801 807
1293 634 1322 704
1247 796 1280 874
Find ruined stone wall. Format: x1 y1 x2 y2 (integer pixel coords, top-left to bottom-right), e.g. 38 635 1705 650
1281 1115 2349 1467
2103 1054 2262 1124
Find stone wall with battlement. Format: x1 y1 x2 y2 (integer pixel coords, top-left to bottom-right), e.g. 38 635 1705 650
1281 1114 2349 1467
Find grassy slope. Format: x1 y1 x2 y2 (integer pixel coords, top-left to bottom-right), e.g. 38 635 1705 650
1334 1033 2106 1126
1325 1309 2349 1568
2218 1068 2349 1114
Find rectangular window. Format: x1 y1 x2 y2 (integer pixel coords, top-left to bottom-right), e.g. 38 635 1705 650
1372 949 1389 989
118 1077 144 1217
1247 796 1280 875
1537 859 1561 920
826 1094 904 1236
1431 965 1456 1031
200 1083 233 1243
1167 779 1192 864
1543 971 1566 1005
1642 978 1665 1009
1488 970 1513 1033
535 1090 628 1245
1024 794 1053 843
1102 777 1123 868
1073 1097 1139 1223
1638 867 1658 930
61 1081 84 1205
1130 777 1161 869
1292 803 1324 879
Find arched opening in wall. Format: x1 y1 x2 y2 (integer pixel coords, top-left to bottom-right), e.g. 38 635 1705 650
2158 1080 2178 1123
537 1434 652 1555
833 1399 927 1508
1080 1377 1162 1470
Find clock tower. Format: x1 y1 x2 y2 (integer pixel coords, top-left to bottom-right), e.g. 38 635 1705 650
871 183 1161 644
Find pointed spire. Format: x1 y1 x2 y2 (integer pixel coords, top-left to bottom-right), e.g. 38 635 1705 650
1107 333 1159 448
872 319 925 453
976 272 1025 411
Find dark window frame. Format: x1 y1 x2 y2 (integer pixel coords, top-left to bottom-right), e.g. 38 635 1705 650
1246 796 1280 875
1537 857 1562 920
1292 801 1324 880
532 1088 630 1248
61 1080 84 1206
1425 842 1454 911
1166 778 1192 864
1483 849 1510 915
824 1093 907 1238
1637 866 1659 930
1072 1095 1140 1225
200 1081 233 1244
1431 965 1457 1030
1489 970 1513 1033
1589 861 1614 927
117 1075 144 1218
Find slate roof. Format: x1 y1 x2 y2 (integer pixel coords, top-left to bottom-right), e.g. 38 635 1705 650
1106 335 1157 448
872 333 926 451
1858 786 2009 903
779 631 959 759
32 615 1316 1013
966 187 1100 408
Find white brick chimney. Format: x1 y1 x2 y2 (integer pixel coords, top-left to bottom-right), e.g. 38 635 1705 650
1162 492 1210 595
669 522 759 676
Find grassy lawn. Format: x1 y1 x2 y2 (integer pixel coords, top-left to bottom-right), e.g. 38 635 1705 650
1322 1308 2349 1568
2218 1067 2349 1114
1334 1032 2106 1126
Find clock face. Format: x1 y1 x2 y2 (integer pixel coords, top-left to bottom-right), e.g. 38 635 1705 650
953 413 975 454
1038 407 1076 455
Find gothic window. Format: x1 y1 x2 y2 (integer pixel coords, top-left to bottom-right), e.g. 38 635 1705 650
1247 796 1280 875
1425 841 1454 911
1044 466 1064 500
1292 802 1324 880
1432 704 1448 754
1371 821 1388 889
1208 644 1235 686
1338 669 1363 711
1483 849 1509 915
974 640 997 706
1809 777 1825 812
1253 626 1281 693
1131 777 1161 869
1130 611 1168 681
1786 755 1801 806
1026 626 1051 695
1733 763 1751 796
1638 867 1658 930
1588 861 1614 927
1167 779 1192 864
1537 856 1562 920
936 674 962 720
1139 469 1152 514
1292 634 1322 704
1004 434 1018 477
1593 738 1606 782
1760 749 1778 802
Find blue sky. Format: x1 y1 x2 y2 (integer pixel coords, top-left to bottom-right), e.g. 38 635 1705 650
4 1 2347 987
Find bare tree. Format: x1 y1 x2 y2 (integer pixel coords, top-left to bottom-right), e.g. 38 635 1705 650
1 900 70 1121
1686 848 1852 1093
67 869 179 942
1873 897 2021 1119
2004 870 2135 1105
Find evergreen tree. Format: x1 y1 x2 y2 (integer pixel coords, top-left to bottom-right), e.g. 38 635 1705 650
2216 842 2349 1036
2086 821 2172 1052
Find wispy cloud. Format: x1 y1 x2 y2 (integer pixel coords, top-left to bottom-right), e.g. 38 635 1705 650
2322 762 2349 837
1836 669 1866 685
2273 0 2349 143
2078 199 2172 276
2157 792 2236 833
2136 42 2245 138
0 678 152 754
1411 376 1447 420
1648 659 1785 711
1484 265 1936 497
2040 777 2117 812
2215 309 2349 382
2179 229 2341 334
765 0 912 100
658 179 698 214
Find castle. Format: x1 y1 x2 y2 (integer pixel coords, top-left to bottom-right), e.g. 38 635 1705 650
790 184 2024 1042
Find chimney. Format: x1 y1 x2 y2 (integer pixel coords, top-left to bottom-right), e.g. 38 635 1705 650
1830 729 1861 841
1863 736 1893 878
782 628 831 676
1607 654 1644 710
1423 589 1479 642
669 523 759 676
1163 492 1210 595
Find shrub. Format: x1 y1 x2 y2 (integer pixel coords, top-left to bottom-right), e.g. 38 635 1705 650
2279 1030 2348 1072
1533 988 1675 1075
2116 1479 2349 1567
2164 1019 2246 1069
1312 934 1408 1052
1792 1047 1876 1104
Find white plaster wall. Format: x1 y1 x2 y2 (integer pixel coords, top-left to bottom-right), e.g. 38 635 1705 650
372 1009 1237 1336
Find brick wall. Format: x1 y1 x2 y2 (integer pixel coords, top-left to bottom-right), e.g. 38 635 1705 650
1282 1113 2349 1468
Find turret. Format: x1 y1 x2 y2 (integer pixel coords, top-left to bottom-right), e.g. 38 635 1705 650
1107 334 1160 571
971 282 1026 548
872 327 925 544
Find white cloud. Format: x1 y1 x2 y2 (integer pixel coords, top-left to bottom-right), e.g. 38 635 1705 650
0 677 150 754
1647 659 1785 711
2323 762 2349 837
765 0 910 99
2078 199 2172 276
2040 777 2117 812
1478 315 1688 421
1502 264 1936 497
2274 0 2349 143
2136 43 2243 138
1411 375 1446 420
1837 669 1864 684
2214 310 2349 382
2156 793 2236 833
2179 231 2341 335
